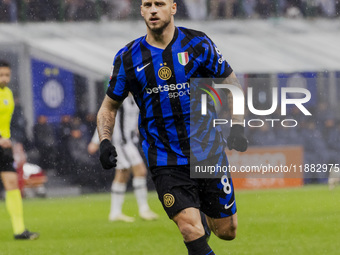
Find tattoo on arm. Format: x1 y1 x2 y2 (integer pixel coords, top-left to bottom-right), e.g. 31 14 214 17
97 95 122 142
97 115 115 141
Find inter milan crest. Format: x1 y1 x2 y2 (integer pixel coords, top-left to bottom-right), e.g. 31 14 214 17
158 63 172 81
163 193 175 208
178 52 189 66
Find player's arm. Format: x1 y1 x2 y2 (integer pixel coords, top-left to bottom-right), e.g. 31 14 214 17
97 47 130 168
0 137 12 149
223 71 244 124
97 95 123 169
202 35 248 152
87 127 101 155
87 142 99 155
223 72 248 152
97 95 122 141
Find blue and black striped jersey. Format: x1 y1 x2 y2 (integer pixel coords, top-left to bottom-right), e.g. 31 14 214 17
106 27 233 168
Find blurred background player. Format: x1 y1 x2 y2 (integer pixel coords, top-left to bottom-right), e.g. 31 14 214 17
88 94 158 222
0 60 39 240
328 167 340 190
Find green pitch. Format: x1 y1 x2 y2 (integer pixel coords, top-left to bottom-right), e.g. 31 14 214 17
0 185 339 255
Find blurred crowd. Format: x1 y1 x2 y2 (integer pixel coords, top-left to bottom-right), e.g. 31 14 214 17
10 101 113 191
1 0 340 23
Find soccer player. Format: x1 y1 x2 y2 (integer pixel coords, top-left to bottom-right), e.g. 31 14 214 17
0 60 39 240
88 94 158 222
97 1 248 254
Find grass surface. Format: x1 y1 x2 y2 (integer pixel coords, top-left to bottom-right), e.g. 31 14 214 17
0 185 340 255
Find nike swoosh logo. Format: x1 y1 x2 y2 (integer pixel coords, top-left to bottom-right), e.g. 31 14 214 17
137 63 150 72
224 200 235 210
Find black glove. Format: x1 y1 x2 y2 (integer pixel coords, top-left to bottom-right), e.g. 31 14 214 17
99 139 117 169
227 124 248 152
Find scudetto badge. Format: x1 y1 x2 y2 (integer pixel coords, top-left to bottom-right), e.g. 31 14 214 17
163 193 175 208
178 52 189 66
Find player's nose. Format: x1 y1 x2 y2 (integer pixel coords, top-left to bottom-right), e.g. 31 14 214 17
150 4 158 13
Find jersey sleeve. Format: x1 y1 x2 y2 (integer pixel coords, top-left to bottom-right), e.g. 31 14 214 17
106 49 130 101
201 35 233 78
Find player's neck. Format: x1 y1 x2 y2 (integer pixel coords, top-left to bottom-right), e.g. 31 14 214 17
146 24 175 50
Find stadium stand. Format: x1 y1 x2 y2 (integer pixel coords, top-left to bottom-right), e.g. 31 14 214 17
0 0 339 22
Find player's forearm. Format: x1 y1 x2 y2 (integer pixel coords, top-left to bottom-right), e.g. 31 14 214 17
223 72 245 124
97 111 115 142
97 96 120 142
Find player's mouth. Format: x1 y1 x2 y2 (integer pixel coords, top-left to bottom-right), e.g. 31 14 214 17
149 17 160 24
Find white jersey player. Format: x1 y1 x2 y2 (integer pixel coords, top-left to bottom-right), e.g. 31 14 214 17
88 95 158 222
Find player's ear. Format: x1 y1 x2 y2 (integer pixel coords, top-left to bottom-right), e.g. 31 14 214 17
171 2 177 15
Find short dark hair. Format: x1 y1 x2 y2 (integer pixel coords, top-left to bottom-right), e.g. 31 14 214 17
0 60 10 68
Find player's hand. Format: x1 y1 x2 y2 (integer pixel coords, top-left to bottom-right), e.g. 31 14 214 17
99 139 117 169
227 124 248 152
0 138 12 148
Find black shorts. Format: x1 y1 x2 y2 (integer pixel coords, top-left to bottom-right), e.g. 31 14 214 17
0 148 16 173
151 160 237 219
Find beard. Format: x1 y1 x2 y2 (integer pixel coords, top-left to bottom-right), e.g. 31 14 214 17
144 16 172 35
